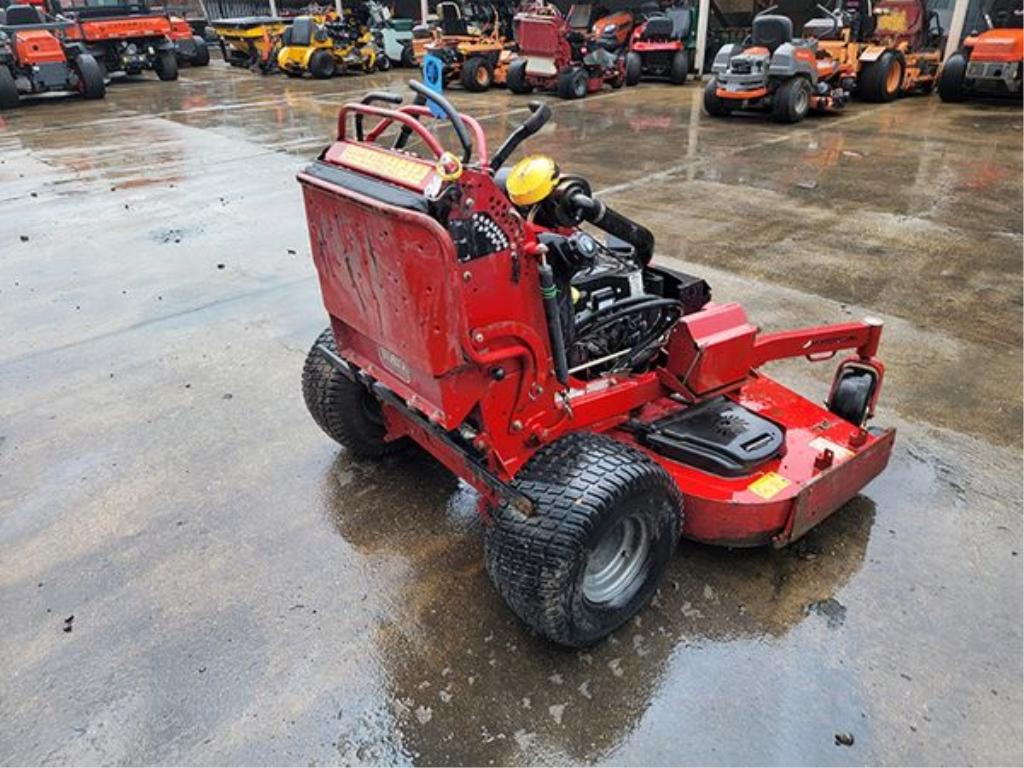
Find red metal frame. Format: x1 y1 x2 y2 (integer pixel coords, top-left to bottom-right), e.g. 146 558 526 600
298 97 895 547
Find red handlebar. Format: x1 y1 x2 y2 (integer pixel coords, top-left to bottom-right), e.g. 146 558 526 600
337 103 489 167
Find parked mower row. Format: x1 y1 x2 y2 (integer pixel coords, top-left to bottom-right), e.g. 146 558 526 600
704 0 1021 122
0 0 209 108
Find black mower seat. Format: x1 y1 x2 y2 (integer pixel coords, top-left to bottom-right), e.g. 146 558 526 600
438 2 468 36
751 14 793 51
803 16 841 38
4 4 45 25
641 14 675 39
282 17 312 45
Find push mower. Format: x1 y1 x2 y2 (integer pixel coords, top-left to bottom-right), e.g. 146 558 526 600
626 0 697 85
169 14 209 66
0 2 105 108
297 81 896 647
421 1 512 91
938 0 1022 100
57 0 180 80
277 14 385 79
507 3 634 98
706 5 852 122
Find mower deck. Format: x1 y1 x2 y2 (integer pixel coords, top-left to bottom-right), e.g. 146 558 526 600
620 376 895 547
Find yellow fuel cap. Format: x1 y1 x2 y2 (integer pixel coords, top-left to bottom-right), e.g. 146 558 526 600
506 154 559 206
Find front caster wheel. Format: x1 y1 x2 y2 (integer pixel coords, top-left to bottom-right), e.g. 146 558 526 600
302 327 408 459
485 432 683 648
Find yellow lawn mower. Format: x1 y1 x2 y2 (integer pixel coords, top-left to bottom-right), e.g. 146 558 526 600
277 14 387 78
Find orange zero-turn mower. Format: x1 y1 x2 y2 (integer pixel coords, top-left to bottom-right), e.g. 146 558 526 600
421 2 513 91
58 0 180 81
507 3 635 98
805 0 946 101
296 82 896 647
938 0 1022 100
705 5 853 122
0 2 105 109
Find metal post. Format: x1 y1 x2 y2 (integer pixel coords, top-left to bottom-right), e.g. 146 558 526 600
335 0 342 17
268 0 277 17
420 0 429 23
943 0 971 60
695 0 711 76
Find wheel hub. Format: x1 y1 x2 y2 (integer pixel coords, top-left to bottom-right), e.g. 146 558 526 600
583 515 650 605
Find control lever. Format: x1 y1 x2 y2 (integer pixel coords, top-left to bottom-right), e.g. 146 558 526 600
490 100 553 171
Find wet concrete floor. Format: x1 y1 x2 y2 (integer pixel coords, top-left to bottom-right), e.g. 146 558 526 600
0 64 1021 765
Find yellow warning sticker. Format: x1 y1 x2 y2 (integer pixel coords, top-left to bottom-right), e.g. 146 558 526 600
748 472 792 500
338 144 433 188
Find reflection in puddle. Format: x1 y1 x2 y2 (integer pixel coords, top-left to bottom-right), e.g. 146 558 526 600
321 452 875 764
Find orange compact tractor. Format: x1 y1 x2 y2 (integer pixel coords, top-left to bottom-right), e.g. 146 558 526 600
422 1 513 91
0 2 105 108
804 0 946 100
507 3 634 98
59 0 179 81
939 0 1022 100
169 14 209 66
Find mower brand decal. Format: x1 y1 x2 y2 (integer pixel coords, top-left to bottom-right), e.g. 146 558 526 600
379 347 412 383
338 144 433 188
876 10 908 33
809 437 854 463
748 472 791 500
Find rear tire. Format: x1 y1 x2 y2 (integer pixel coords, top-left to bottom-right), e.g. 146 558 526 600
155 50 179 81
703 77 732 116
485 432 682 648
625 50 642 85
859 51 902 102
0 66 18 109
557 66 587 99
772 77 811 122
937 52 967 102
74 54 106 99
460 56 493 91
309 49 336 79
668 49 689 84
506 58 532 93
400 42 417 68
191 35 210 66
302 328 408 459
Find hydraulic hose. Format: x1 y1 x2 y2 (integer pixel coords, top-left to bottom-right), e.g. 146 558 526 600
539 262 569 385
569 193 655 265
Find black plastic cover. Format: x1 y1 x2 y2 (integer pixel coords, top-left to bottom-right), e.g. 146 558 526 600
639 397 785 477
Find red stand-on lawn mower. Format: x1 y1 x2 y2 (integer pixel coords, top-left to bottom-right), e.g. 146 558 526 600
0 2 105 108
625 0 697 85
506 3 634 98
298 83 895 647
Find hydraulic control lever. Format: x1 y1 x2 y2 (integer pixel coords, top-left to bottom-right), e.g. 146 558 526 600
490 101 553 171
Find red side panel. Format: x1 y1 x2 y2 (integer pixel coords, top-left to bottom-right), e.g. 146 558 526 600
15 30 66 64
76 15 172 41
